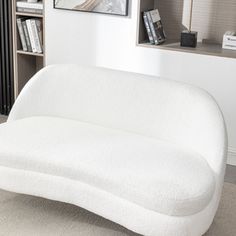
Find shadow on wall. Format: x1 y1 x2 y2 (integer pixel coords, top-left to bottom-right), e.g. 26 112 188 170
155 0 188 42
46 0 100 65
46 0 134 66
190 0 236 44
154 0 236 44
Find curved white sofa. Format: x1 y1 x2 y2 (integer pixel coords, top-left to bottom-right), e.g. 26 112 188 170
0 65 227 236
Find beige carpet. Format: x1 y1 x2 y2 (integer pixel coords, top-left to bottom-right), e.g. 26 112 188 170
0 115 7 124
0 183 235 236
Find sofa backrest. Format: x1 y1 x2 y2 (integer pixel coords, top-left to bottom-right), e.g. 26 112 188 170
9 64 226 170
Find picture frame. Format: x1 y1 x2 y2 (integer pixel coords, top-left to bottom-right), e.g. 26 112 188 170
54 0 129 16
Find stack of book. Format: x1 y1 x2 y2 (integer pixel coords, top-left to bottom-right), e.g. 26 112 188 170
16 1 43 15
222 31 236 51
17 18 43 54
143 9 166 45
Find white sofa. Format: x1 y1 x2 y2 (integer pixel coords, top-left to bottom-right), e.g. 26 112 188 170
0 65 227 236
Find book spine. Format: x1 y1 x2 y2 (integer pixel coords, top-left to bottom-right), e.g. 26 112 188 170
22 21 32 52
31 19 42 53
26 19 37 53
16 18 28 51
143 12 154 44
223 35 236 46
16 7 43 14
222 44 236 50
146 11 158 45
16 2 43 10
35 20 43 51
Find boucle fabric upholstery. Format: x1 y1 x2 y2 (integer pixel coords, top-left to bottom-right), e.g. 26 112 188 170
0 65 227 236
0 116 215 216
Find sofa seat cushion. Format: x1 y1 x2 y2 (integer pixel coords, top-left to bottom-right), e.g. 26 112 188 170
0 117 215 216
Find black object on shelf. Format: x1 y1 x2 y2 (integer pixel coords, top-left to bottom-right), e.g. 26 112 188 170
180 0 198 48
0 0 14 115
181 30 198 48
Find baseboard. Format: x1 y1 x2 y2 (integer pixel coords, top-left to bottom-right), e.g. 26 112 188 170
228 147 236 166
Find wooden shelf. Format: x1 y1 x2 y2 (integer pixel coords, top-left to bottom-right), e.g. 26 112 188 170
12 0 45 99
17 50 44 57
16 12 44 18
137 0 236 59
138 41 236 59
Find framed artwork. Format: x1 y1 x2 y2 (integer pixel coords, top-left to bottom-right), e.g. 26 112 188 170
54 0 129 16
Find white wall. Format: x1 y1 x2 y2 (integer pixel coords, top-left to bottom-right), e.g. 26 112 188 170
45 0 236 162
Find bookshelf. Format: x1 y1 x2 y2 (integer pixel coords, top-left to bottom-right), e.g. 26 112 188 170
12 0 45 99
137 0 236 59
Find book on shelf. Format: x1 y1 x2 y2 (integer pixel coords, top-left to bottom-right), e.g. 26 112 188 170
143 9 166 45
16 1 43 14
31 19 43 53
35 20 43 48
17 17 43 54
26 19 37 53
16 18 28 51
16 7 43 14
22 20 32 52
16 1 43 9
143 12 154 44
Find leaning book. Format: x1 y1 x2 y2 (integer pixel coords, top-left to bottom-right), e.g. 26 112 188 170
143 12 154 44
146 9 166 45
16 18 27 51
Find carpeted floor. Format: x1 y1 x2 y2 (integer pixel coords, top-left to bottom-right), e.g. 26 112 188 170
0 115 7 124
0 116 235 236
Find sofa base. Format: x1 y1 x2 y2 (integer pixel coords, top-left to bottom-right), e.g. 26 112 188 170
0 165 220 236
